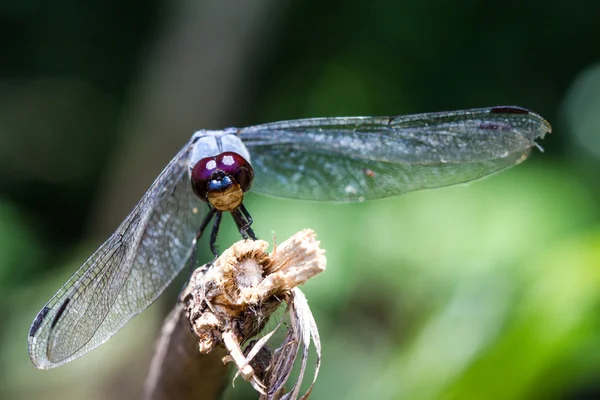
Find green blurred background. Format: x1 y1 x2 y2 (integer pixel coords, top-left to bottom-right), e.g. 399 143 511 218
2 0 600 399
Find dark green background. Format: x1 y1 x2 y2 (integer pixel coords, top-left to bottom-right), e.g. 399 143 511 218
2 1 600 399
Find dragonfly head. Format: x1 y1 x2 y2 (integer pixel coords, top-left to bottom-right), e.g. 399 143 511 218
191 151 254 211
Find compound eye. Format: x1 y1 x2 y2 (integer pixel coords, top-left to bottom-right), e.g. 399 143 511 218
190 157 218 201
216 152 254 192
234 166 253 192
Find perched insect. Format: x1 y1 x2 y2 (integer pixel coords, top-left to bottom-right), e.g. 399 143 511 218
28 106 551 368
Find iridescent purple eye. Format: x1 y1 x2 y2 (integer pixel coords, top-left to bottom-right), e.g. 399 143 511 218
190 157 217 201
233 167 253 192
191 152 254 201
215 152 253 192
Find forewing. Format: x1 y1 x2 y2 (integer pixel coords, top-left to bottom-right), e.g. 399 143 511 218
239 106 551 201
28 137 204 368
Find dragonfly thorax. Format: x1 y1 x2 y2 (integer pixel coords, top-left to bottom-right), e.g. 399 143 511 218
191 151 254 211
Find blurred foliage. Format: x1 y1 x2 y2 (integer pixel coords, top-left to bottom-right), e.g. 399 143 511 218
2 0 600 399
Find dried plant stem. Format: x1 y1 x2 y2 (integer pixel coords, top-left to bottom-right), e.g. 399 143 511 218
143 303 228 400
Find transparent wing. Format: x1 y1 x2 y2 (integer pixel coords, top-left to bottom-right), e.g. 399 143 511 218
28 136 205 369
239 106 551 201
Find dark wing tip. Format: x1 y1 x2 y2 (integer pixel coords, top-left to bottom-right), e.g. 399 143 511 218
489 106 531 115
489 106 552 135
29 306 51 337
50 298 71 329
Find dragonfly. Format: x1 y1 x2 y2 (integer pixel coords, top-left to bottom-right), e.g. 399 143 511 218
28 106 551 369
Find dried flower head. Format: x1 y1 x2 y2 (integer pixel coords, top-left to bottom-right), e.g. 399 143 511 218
181 229 326 399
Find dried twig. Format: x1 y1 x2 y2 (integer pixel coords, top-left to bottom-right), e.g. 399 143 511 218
143 302 229 400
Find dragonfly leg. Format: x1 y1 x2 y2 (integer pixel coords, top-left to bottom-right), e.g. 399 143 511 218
189 207 217 272
231 204 257 240
245 226 257 240
231 209 248 239
196 206 217 241
240 203 257 240
209 211 222 257
239 203 254 228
